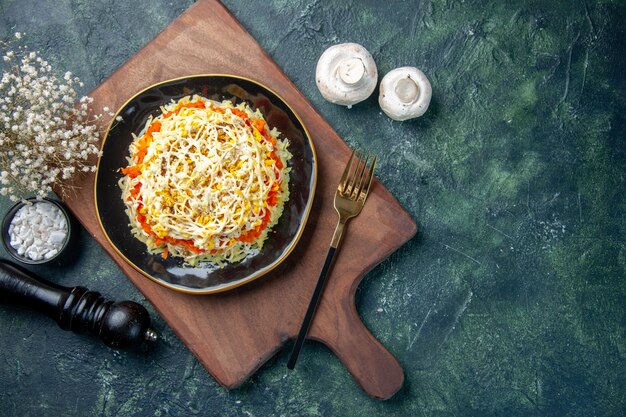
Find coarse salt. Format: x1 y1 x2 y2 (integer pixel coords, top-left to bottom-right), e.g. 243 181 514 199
8 201 68 262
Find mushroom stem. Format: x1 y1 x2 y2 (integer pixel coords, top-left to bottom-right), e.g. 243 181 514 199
338 58 365 85
395 77 419 103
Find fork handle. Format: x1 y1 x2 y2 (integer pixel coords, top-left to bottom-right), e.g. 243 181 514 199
287 246 337 369
288 215 349 369
329 218 347 249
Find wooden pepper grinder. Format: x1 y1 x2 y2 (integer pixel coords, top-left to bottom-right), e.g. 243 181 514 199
0 259 157 349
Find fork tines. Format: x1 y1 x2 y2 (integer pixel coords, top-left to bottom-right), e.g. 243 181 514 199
340 148 377 199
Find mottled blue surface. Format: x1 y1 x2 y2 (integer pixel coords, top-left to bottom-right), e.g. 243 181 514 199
0 0 625 416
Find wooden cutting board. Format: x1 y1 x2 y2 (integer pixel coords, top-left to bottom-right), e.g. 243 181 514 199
65 0 416 400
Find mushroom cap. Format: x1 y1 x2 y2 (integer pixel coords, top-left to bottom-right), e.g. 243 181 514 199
378 67 432 121
315 43 378 107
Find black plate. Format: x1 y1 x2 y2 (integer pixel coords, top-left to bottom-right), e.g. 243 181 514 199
95 75 317 294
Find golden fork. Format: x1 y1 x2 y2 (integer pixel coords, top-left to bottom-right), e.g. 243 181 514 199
287 148 377 369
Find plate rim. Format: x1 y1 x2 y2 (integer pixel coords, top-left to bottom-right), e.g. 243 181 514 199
94 73 318 294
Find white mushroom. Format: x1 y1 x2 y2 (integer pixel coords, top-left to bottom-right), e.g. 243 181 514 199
315 43 378 108
378 67 432 121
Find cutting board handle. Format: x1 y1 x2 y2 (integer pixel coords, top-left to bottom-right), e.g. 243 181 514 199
312 302 404 400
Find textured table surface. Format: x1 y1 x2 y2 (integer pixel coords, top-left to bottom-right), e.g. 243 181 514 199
0 1 624 416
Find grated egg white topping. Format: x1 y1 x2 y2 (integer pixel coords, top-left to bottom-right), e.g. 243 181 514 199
119 95 292 266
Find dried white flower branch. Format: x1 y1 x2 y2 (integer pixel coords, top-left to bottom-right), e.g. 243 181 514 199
1 32 108 201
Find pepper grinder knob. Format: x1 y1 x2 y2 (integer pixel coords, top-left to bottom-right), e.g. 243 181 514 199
99 300 156 349
0 259 157 349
